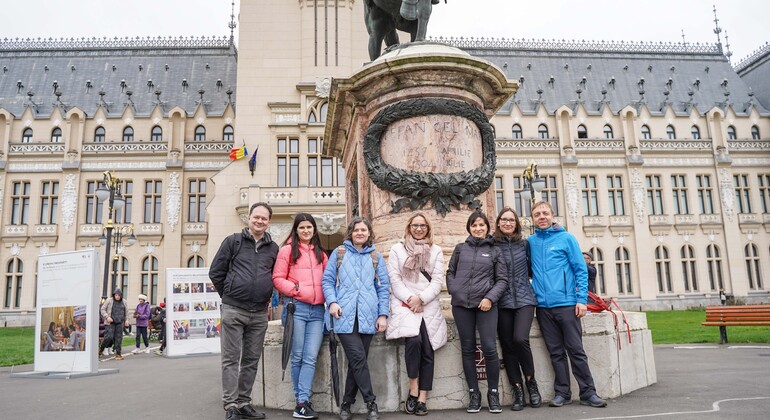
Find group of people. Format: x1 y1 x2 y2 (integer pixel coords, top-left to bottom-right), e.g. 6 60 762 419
42 320 86 351
208 201 606 420
98 291 166 358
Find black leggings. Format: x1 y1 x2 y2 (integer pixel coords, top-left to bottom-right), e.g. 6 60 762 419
452 305 499 391
497 305 536 385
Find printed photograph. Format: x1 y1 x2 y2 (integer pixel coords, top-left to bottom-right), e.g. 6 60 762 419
172 319 190 340
186 318 221 339
172 282 190 294
173 302 190 312
190 282 205 293
39 306 87 352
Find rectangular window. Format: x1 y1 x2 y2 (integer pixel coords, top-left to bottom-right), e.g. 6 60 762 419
277 157 287 187
39 181 59 224
646 175 664 215
143 180 162 223
696 175 714 214
85 181 103 224
4 276 12 308
289 157 299 187
758 174 770 214
277 138 287 154
308 157 318 187
10 181 31 225
671 175 689 215
308 138 318 154
289 138 299 154
187 179 206 222
607 175 625 216
541 175 559 216
321 157 334 187
733 174 752 214
337 161 346 187
495 176 504 212
581 175 598 216
114 181 133 224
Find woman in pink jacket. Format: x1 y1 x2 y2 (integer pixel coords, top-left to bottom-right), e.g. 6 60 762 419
386 213 447 416
273 213 328 419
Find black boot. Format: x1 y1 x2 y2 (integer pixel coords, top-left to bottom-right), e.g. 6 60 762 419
511 383 525 411
526 378 542 408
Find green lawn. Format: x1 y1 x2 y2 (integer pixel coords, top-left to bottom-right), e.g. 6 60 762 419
645 308 770 344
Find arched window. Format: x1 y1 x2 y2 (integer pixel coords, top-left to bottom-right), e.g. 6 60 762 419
122 126 134 142
141 256 159 304
150 126 162 142
194 125 206 142
512 124 522 139
4 258 23 308
94 127 105 142
589 247 606 294
615 247 632 294
21 128 33 143
666 125 676 139
751 125 761 140
223 125 234 142
655 246 672 293
706 244 723 291
538 124 549 139
681 245 698 291
51 128 62 143
745 244 763 290
111 256 129 295
577 124 588 139
603 124 614 139
726 126 737 140
319 102 328 123
187 255 205 268
641 125 651 140
690 125 701 140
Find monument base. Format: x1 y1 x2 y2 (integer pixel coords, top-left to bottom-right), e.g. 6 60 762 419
254 309 656 413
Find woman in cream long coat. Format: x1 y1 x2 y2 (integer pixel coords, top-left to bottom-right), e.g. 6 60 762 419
386 213 447 416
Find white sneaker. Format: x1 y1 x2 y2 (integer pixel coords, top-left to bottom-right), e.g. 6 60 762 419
131 348 140 354
102 349 110 356
144 348 152 354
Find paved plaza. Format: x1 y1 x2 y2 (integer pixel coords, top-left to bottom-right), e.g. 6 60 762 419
1 344 769 420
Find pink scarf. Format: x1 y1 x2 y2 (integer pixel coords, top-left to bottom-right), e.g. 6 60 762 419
403 236 431 279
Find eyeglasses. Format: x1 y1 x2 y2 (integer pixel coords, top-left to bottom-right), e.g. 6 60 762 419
499 218 517 225
410 224 428 230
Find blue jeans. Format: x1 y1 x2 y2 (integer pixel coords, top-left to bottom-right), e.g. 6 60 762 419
283 300 325 403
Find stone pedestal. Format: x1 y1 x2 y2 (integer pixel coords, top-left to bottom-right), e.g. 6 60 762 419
324 42 518 254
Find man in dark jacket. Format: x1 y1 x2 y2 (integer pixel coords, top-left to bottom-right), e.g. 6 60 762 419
583 252 597 294
210 202 278 420
528 201 607 408
98 288 128 360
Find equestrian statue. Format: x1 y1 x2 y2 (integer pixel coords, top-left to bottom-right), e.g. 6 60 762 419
364 0 445 61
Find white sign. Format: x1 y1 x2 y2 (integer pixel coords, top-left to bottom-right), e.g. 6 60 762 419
34 249 100 373
165 268 221 356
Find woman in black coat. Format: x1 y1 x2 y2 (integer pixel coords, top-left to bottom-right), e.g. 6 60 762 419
446 211 508 414
494 207 541 411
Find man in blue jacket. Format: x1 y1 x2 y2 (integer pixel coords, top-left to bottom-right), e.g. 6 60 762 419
528 201 607 408
210 202 279 420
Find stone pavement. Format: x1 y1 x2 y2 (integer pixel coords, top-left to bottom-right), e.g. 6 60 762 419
1 344 769 420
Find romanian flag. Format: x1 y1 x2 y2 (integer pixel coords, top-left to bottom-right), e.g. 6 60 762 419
229 145 248 160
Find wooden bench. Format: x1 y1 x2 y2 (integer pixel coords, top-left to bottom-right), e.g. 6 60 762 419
702 305 770 343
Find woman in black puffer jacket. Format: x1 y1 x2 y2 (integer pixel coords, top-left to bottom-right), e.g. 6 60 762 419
446 211 509 414
494 207 541 411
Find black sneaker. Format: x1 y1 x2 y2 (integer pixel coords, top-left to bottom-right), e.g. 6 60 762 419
225 407 241 420
467 389 482 413
404 394 418 414
488 389 502 413
414 401 428 416
293 401 319 419
339 402 352 420
549 395 572 407
366 400 379 420
237 404 266 419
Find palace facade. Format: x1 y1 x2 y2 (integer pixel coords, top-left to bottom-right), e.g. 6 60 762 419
1 1 768 325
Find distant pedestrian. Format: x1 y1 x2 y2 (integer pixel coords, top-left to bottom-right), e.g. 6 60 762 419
583 252 597 294
210 202 279 420
132 294 152 354
99 289 129 360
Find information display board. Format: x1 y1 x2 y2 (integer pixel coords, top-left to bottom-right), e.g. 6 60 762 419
34 249 100 373
165 268 221 356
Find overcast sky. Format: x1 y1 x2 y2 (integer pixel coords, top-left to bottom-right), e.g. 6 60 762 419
0 0 766 64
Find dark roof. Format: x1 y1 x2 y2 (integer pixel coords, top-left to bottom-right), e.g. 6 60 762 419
0 37 237 119
736 42 770 111
436 37 767 117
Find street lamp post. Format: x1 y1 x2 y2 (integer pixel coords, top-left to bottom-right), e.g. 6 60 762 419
102 225 137 293
96 171 125 300
520 162 546 232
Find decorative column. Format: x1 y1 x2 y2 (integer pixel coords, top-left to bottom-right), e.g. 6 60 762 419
324 43 518 253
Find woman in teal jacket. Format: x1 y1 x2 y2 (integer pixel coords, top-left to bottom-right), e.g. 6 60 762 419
322 216 390 420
